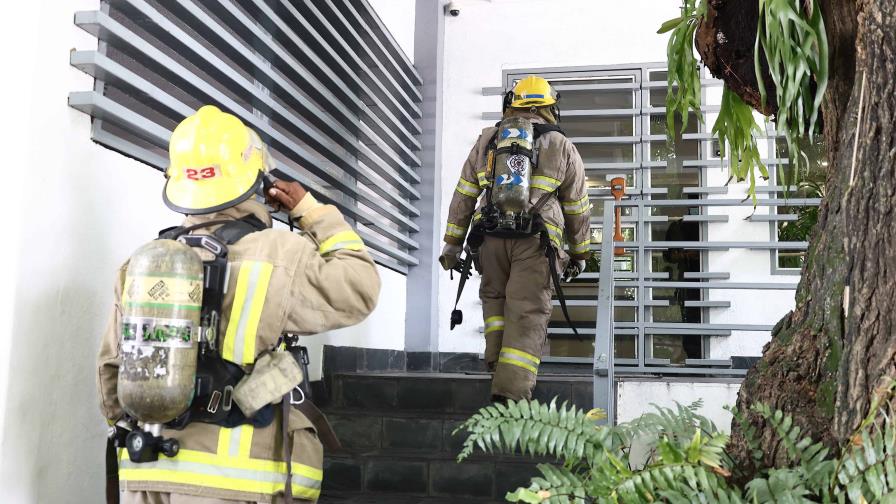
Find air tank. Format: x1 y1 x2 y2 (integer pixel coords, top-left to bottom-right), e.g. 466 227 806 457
492 116 534 214
118 239 202 424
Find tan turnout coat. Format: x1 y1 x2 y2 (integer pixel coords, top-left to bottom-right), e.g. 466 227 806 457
443 111 592 260
97 199 380 503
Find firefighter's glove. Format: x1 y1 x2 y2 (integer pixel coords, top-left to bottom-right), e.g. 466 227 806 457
438 243 462 271
563 259 586 282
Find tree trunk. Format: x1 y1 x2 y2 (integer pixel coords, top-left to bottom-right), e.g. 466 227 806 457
695 0 896 480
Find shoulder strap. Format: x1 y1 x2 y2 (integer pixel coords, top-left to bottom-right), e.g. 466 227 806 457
212 214 268 245
533 123 565 139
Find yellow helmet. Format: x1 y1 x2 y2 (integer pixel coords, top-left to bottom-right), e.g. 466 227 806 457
509 75 558 108
164 105 271 214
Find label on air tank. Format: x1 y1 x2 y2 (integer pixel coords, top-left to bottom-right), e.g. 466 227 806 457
122 274 202 312
121 317 196 348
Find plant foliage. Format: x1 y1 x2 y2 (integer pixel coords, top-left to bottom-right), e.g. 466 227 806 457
458 378 896 503
714 87 769 200
661 0 829 200
658 0 706 139
756 0 829 176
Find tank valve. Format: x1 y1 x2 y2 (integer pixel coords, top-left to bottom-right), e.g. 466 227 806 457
125 429 180 463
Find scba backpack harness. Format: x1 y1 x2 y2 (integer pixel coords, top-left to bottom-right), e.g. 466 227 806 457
106 215 338 504
449 118 581 339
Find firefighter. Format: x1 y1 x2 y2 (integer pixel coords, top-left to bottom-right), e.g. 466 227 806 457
97 105 380 504
439 76 591 401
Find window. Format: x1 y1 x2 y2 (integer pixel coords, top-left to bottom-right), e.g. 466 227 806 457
771 137 826 272
69 0 422 273
497 64 711 364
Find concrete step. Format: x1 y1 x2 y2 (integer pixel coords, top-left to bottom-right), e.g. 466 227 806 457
319 371 592 501
322 450 544 500
319 491 501 503
328 371 594 415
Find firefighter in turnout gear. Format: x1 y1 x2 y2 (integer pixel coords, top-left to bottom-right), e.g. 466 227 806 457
97 105 380 504
439 76 591 401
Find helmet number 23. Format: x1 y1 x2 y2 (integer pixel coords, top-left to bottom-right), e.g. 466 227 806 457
185 166 219 180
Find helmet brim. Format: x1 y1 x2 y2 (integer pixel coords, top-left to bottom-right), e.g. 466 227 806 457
163 171 263 215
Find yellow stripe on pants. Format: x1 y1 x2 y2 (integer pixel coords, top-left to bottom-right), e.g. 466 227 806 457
498 346 541 374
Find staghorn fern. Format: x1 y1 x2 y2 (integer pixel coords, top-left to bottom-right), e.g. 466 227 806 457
458 378 896 503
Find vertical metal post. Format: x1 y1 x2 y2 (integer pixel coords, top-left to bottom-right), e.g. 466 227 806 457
403 0 446 367
593 200 617 424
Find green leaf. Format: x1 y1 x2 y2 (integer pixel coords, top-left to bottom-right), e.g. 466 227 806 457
505 487 546 503
658 16 685 34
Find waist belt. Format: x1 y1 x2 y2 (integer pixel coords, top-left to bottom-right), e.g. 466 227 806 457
449 212 581 340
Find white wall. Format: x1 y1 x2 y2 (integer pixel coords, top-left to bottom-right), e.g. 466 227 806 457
368 0 416 62
436 0 681 354
0 1 408 502
617 380 741 431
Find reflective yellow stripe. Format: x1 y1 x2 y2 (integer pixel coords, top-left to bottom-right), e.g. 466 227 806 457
119 448 322 499
455 177 481 198
476 171 490 188
570 239 592 254
218 425 255 459
543 222 563 248
222 261 273 365
531 175 561 192
120 447 322 477
498 346 540 374
484 315 505 334
318 230 365 254
563 195 592 215
446 223 467 239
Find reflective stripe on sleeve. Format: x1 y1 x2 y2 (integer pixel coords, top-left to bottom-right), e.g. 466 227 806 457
531 175 561 193
570 239 592 255
446 223 467 239
543 222 564 248
562 195 592 215
318 230 365 255
476 171 490 188
222 261 273 365
455 178 482 198
498 347 540 374
484 316 505 334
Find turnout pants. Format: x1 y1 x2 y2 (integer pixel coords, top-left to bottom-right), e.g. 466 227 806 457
479 235 554 400
123 492 310 503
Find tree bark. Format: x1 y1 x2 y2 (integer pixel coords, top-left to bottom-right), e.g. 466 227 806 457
695 0 896 481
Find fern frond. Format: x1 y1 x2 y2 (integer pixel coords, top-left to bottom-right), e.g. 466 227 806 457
832 419 896 503
727 405 765 464
745 468 813 503
620 400 718 452
504 465 589 503
602 462 740 504
455 398 609 465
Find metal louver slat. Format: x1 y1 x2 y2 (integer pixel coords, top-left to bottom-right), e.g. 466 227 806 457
69 0 422 273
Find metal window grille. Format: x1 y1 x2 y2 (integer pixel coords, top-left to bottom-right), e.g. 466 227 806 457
483 64 816 374
68 0 423 274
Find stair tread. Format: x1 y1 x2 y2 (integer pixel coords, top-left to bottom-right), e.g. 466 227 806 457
334 371 592 380
326 448 555 464
319 492 501 503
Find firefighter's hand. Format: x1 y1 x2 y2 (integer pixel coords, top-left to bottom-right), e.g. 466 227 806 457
563 259 586 282
438 244 462 271
267 180 307 213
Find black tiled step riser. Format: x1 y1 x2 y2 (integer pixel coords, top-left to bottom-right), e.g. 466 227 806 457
322 457 540 499
326 413 468 454
332 375 594 414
